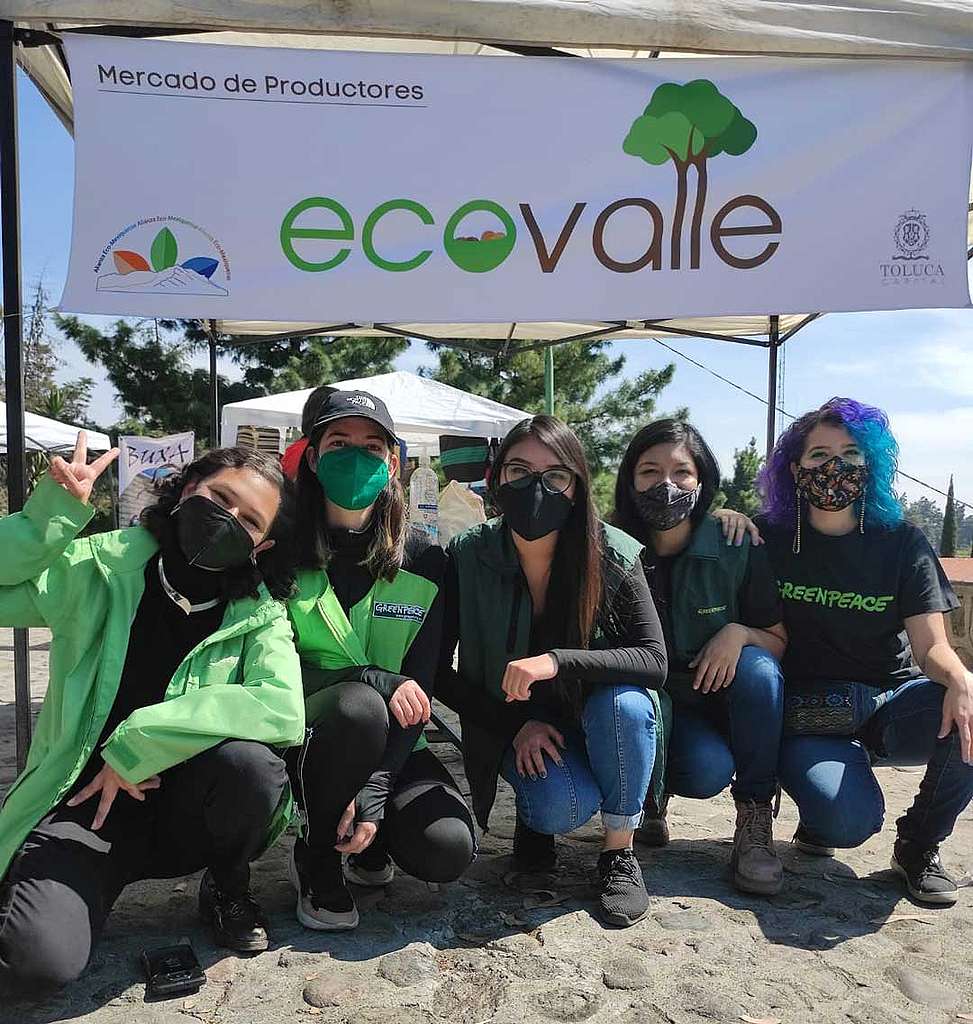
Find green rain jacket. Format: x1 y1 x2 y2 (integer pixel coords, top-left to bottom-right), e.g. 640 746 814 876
0 476 306 878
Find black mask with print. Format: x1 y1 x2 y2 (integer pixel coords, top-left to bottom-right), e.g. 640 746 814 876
796 456 866 512
631 481 701 531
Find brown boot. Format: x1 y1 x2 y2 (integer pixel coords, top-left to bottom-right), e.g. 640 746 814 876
731 799 783 895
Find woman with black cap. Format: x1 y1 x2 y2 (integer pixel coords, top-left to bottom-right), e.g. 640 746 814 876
285 389 476 931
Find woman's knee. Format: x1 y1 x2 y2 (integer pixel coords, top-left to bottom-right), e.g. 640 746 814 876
583 685 657 740
727 647 783 709
400 818 476 883
329 682 389 735
0 893 91 988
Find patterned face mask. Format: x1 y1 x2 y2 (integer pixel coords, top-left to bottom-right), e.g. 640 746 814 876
796 455 866 512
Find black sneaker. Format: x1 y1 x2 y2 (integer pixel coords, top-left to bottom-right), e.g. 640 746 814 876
636 794 670 848
197 870 269 952
792 823 836 857
344 837 395 887
891 838 959 906
288 839 359 930
513 817 557 873
596 848 649 928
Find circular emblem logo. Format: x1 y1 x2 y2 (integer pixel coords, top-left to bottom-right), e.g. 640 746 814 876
893 210 930 260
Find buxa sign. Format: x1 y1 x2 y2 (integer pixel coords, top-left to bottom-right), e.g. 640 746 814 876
279 192 782 275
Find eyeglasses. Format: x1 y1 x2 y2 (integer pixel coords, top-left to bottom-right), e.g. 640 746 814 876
501 463 575 494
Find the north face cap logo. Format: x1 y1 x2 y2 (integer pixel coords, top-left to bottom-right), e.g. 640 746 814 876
348 394 377 410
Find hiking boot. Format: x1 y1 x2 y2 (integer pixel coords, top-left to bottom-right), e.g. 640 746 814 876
792 823 836 857
344 839 395 887
636 793 670 848
288 839 359 931
198 870 269 952
596 848 649 927
891 838 959 906
731 799 783 896
513 817 557 873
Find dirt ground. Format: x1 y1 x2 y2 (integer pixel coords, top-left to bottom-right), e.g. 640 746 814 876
1 627 971 1024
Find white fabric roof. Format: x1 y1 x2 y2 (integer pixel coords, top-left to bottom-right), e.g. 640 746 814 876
12 3 973 345
220 370 531 453
0 401 112 454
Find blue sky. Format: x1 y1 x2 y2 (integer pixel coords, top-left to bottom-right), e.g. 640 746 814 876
14 69 973 512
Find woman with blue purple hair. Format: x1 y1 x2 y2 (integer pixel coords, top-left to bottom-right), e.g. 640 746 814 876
756 397 973 905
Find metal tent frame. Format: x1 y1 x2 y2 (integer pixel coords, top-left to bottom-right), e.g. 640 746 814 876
3 21 971 771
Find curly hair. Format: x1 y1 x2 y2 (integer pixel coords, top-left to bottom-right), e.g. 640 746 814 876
757 397 903 530
140 447 296 601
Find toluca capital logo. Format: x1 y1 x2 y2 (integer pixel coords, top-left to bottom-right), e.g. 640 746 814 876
880 208 943 285
280 79 782 278
373 602 426 623
348 395 377 410
893 210 930 260
94 216 231 296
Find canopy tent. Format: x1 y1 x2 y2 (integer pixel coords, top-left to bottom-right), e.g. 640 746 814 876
0 400 111 454
221 370 531 455
4 3 973 771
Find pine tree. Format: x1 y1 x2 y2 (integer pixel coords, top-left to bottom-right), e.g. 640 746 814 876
940 475 957 557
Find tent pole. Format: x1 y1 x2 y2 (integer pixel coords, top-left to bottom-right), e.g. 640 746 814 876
544 346 555 415
765 315 780 460
208 333 219 447
1 20 33 770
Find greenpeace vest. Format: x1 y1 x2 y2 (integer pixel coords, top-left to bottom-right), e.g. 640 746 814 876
289 568 439 750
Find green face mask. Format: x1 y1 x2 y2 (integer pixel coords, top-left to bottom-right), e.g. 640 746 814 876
316 445 391 510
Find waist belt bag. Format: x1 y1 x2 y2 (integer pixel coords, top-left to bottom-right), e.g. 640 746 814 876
783 681 885 736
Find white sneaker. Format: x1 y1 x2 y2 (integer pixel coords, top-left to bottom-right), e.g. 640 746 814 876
288 846 359 931
343 853 395 888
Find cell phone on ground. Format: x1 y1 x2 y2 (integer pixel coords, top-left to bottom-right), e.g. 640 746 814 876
141 942 206 999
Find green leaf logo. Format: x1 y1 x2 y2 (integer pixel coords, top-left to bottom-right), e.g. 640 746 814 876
150 227 178 271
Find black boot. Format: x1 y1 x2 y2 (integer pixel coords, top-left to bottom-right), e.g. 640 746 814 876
636 793 670 848
513 816 557 873
891 838 959 906
198 870 269 952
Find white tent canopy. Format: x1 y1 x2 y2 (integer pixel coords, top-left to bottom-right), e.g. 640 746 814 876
0 400 111 454
220 370 531 454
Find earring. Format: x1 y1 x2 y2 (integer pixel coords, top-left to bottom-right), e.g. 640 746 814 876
859 490 866 535
792 486 802 555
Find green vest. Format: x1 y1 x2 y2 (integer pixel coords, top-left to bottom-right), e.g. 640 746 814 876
662 516 751 671
289 568 439 750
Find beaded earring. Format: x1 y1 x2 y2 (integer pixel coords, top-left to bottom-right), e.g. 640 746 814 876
859 488 866 535
792 484 802 555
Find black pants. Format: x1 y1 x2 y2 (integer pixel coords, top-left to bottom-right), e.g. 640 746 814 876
289 682 475 883
0 740 287 988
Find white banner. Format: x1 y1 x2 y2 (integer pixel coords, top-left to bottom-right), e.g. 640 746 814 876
59 35 973 323
118 432 194 526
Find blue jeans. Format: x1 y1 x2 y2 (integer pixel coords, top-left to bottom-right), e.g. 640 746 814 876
500 685 657 834
778 676 973 848
665 646 784 804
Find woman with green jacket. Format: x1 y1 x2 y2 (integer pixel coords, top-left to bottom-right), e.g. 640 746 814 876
0 437 304 988
284 390 475 932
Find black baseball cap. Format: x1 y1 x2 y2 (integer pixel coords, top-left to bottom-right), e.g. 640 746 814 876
310 390 397 446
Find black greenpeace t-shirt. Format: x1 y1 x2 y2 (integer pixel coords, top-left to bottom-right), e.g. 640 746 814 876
758 518 958 686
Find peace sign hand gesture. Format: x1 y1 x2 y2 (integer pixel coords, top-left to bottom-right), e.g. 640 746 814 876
48 431 119 506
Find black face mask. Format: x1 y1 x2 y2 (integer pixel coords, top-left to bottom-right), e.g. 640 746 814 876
172 494 256 572
631 480 701 531
496 475 574 541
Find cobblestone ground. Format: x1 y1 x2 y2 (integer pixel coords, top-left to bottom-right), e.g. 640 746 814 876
1 629 971 1024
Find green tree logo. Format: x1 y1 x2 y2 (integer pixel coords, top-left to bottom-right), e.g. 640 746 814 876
623 80 757 270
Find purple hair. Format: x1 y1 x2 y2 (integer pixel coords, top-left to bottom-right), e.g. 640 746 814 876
758 397 903 529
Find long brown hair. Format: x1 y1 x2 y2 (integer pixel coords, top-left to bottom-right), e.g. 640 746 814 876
492 416 605 655
294 430 407 582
